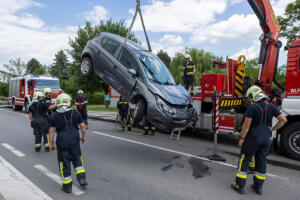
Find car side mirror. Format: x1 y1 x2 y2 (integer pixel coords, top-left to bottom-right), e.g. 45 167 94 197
128 68 137 77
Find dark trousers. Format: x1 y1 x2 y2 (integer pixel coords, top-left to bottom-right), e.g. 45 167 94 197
235 125 271 188
33 117 49 150
120 112 131 128
144 118 156 134
184 75 194 96
78 109 88 125
57 143 86 188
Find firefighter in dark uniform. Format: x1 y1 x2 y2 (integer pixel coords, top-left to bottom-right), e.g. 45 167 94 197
49 93 88 193
29 92 56 152
231 86 287 195
117 96 131 131
182 54 196 96
43 87 54 122
74 90 88 129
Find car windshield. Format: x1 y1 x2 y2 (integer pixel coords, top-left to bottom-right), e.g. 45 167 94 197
137 52 176 85
35 80 60 89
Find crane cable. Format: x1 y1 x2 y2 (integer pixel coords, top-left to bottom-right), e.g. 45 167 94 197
124 0 152 52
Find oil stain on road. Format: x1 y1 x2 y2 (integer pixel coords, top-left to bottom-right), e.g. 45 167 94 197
160 156 212 179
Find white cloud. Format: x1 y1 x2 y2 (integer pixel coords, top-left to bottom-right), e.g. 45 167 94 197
190 14 260 44
160 34 184 46
128 0 227 32
229 0 242 5
0 0 76 68
83 5 109 24
190 0 294 45
232 40 260 60
141 34 185 57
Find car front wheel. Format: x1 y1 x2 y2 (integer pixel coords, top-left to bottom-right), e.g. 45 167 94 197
81 57 93 76
133 99 146 126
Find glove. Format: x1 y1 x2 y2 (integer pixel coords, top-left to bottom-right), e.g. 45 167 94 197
31 121 34 128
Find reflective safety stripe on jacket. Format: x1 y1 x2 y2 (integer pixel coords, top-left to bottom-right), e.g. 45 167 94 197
183 62 196 76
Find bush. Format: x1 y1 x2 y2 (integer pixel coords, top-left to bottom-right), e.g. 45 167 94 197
86 92 104 105
0 82 8 97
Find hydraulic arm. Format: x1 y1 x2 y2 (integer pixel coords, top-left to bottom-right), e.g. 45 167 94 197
247 0 285 95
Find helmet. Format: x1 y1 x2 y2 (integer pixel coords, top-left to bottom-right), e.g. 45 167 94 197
56 93 72 107
33 91 44 100
184 54 191 60
246 86 268 102
43 88 52 97
78 90 84 95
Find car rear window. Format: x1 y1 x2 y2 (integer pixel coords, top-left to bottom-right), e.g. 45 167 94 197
101 37 119 56
118 47 139 70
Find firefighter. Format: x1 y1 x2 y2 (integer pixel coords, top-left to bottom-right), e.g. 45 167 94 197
74 90 88 129
117 96 131 131
231 86 287 195
28 91 56 152
49 93 88 193
182 54 196 96
43 88 52 103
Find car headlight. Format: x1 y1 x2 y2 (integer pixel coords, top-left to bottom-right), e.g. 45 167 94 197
156 96 176 115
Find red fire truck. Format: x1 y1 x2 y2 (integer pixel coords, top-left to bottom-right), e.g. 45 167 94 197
8 75 62 112
192 0 300 160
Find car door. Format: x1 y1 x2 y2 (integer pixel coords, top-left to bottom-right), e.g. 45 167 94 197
115 47 139 97
94 37 121 91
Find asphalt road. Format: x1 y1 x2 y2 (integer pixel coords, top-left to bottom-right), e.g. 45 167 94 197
0 108 299 200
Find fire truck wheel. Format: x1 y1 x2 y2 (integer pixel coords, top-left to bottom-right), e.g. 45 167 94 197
132 99 146 126
12 99 22 111
81 57 93 77
281 122 300 160
24 100 29 113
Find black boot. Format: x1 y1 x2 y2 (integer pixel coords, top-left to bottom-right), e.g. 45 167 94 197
35 147 41 152
251 183 262 195
62 185 72 193
231 183 245 194
45 147 50 152
78 178 88 187
143 130 149 135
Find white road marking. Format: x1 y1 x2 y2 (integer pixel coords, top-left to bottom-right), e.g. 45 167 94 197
93 131 290 181
0 108 28 117
2 143 26 157
34 164 85 196
0 155 52 200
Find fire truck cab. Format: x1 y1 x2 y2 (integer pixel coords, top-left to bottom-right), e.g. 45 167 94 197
8 75 61 112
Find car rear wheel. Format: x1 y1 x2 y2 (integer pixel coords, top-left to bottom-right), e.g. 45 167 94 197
281 122 300 160
133 99 146 126
81 57 93 76
12 99 22 111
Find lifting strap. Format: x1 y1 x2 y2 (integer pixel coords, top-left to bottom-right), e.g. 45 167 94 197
124 0 152 52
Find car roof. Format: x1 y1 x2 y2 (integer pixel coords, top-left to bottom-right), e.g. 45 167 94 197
100 32 148 52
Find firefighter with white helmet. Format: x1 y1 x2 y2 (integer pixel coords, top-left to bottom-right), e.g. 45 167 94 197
231 86 287 195
49 93 88 193
28 91 57 152
74 90 89 128
182 53 196 96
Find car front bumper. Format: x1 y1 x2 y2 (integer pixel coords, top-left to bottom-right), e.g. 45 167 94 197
147 102 195 133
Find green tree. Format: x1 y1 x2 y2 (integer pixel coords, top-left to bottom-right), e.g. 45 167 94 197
2 58 26 82
244 58 259 80
50 50 69 89
277 1 300 45
157 50 171 68
68 19 139 94
26 58 46 75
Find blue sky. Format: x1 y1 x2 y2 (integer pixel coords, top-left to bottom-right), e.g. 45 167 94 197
0 0 294 70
